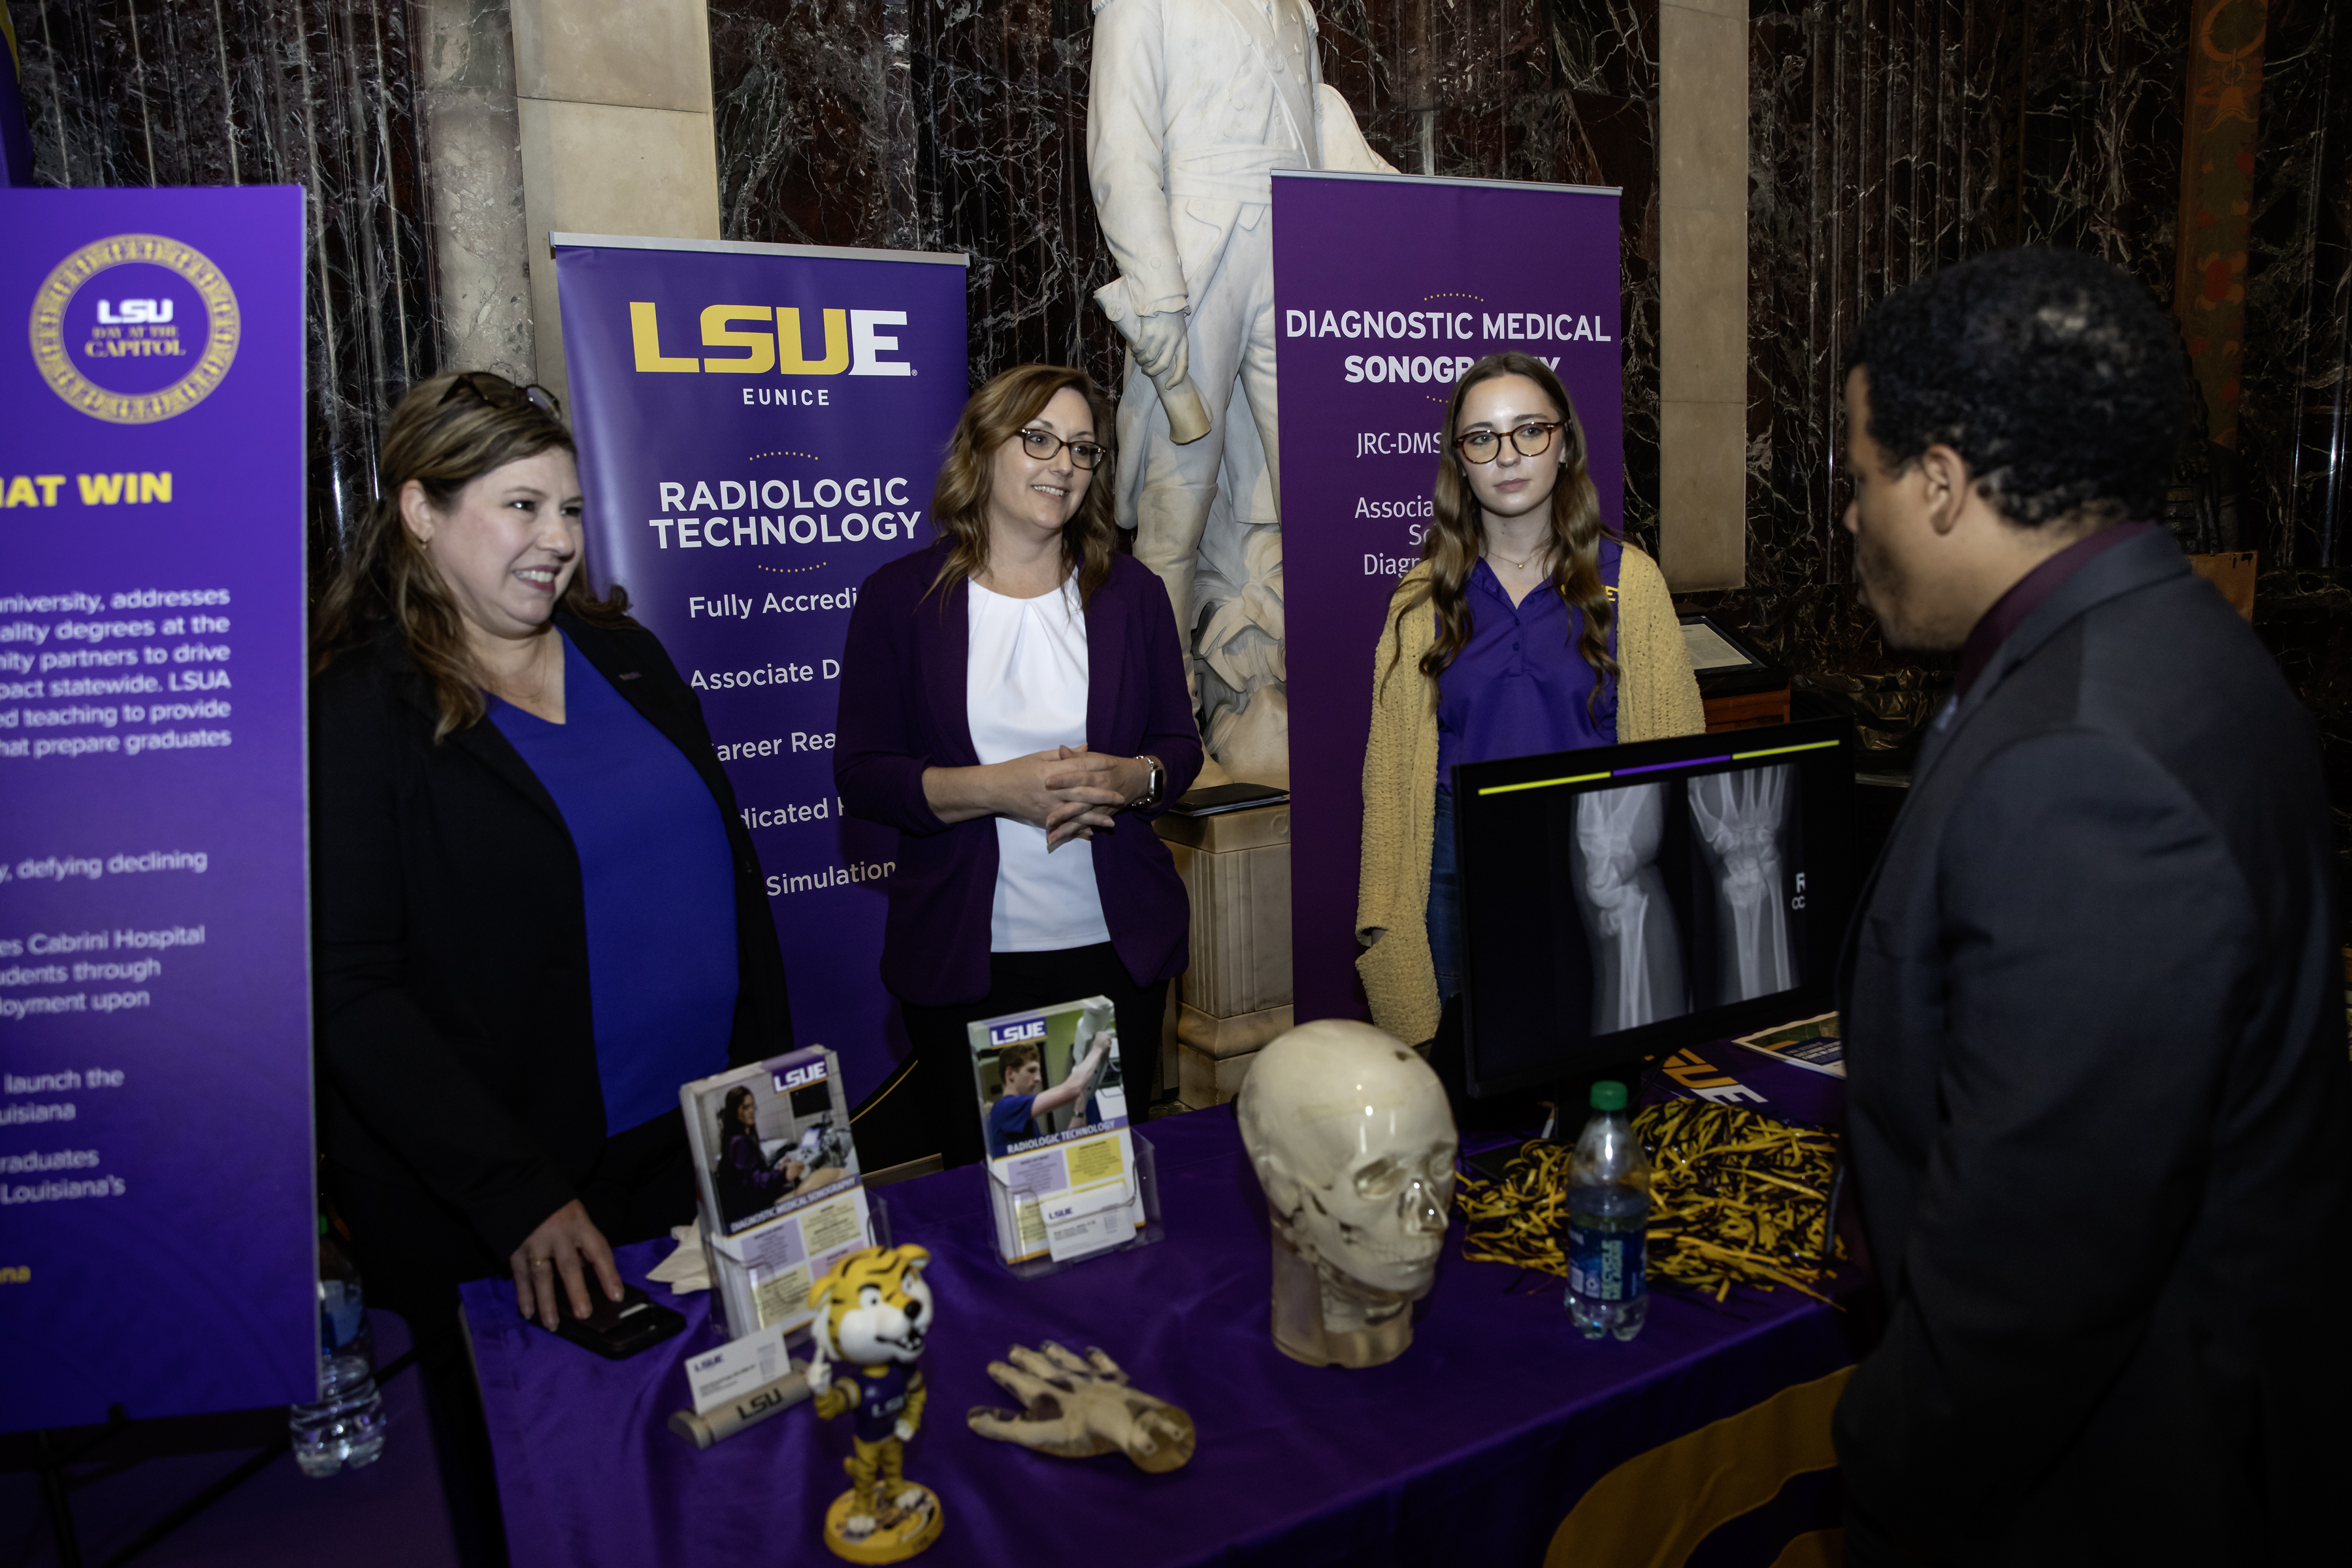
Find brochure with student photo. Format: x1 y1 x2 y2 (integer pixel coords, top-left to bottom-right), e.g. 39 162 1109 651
680 1045 873 1341
969 996 1145 1267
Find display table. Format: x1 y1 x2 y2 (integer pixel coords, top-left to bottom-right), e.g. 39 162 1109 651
460 1107 1853 1568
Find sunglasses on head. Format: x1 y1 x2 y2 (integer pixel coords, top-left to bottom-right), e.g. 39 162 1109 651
438 371 562 419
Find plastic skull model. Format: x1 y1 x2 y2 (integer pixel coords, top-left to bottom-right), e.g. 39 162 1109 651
1236 1019 1459 1367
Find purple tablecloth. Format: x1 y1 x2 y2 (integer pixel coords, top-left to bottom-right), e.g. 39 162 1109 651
461 1105 1850 1567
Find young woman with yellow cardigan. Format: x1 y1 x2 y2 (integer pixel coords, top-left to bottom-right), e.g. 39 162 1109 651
1357 353 1704 1045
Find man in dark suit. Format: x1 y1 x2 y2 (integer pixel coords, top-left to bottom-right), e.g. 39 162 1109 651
1831 246 2350 1564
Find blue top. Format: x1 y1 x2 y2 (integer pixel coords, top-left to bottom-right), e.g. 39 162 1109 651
491 632 740 1134
987 1093 1039 1158
1435 540 1622 788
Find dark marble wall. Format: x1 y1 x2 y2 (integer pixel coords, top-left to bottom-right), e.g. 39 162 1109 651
9 0 441 562
2241 3 2352 857
1729 0 2352 845
2240 0 2352 575
706 0 1665 544
1742 0 2352 598
1742 0 2188 635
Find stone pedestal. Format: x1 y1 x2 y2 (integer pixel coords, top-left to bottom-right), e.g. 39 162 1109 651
1154 802 1292 1108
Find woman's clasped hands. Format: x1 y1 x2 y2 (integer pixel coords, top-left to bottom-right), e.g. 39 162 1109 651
1038 745 1149 849
923 744 1148 849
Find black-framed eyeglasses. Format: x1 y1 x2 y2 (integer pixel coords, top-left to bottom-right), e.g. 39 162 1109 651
1455 421 1561 464
1017 428 1107 470
439 370 563 419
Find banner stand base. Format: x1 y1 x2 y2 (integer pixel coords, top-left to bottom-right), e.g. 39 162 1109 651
31 1347 419 1568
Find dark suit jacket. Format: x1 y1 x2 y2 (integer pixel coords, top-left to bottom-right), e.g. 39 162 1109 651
310 610 792 1266
1833 530 2350 1563
834 542 1203 1006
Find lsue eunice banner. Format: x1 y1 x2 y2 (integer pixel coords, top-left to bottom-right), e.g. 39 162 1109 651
556 236 968 1103
1 187 314 1430
1273 172 1624 1026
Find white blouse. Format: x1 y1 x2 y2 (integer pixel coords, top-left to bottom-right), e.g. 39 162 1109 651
966 577 1113 953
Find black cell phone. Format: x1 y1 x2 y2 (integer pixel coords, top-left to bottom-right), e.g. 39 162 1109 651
549 1280 687 1361
1166 782 1288 817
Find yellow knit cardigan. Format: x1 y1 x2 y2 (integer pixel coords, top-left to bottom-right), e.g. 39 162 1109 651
1354 546 1706 1043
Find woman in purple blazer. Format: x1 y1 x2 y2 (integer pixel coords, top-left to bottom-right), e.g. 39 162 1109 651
836 365 1202 1168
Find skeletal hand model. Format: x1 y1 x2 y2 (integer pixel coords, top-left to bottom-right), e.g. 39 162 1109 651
966 1342 1196 1473
1686 768 1795 1001
1571 783 1686 1030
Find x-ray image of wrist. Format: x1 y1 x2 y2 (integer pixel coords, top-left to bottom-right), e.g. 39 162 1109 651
1567 783 1687 1030
1687 766 1796 1001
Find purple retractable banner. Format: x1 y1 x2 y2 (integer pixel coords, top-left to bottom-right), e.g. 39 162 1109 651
1 186 314 1431
1271 172 1624 1025
555 237 969 1105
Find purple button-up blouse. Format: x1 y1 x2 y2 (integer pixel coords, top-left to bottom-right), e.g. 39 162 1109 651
1435 538 1623 788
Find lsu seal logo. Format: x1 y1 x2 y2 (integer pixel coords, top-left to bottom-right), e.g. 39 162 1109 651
28 233 240 425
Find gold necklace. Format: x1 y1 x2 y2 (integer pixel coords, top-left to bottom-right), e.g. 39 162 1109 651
1491 545 1548 573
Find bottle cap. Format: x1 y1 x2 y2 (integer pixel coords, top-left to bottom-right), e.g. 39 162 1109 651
1590 1081 1627 1111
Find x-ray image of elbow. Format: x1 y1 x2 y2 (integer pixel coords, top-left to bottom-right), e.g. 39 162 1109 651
1567 783 1688 1031
1688 765 1797 1002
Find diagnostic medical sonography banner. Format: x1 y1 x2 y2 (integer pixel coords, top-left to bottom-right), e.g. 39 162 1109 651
0 186 314 1431
1271 172 1625 1025
556 237 968 1103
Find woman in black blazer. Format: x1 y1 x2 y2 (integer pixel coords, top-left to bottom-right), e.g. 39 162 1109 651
311 372 790 1343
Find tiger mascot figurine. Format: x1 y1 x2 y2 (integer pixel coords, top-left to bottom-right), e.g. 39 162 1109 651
806 1244 944 1562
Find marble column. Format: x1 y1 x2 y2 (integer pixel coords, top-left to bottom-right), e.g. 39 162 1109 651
510 0 723 400
414 0 534 383
1657 0 1746 590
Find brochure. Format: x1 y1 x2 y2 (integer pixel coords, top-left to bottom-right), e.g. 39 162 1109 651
970 996 1145 1266
1729 1011 1846 1077
679 1045 872 1343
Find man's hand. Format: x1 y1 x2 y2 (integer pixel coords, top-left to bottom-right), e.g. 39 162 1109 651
509 1199 621 1331
1128 310 1190 383
966 1342 1196 1473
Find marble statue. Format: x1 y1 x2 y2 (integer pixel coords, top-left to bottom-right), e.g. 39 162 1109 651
1088 0 1395 788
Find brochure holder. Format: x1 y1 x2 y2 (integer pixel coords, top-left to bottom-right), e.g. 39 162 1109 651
986 1134 1163 1281
966 995 1167 1277
668 1196 898 1450
679 1045 877 1345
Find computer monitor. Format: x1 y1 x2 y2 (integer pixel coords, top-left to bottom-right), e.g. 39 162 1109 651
1452 717 1859 1099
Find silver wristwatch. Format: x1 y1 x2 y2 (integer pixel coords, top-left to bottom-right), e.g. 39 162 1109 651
1135 754 1166 810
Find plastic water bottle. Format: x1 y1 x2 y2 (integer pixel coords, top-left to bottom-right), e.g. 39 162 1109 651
289 1217 387 1477
1565 1081 1652 1341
